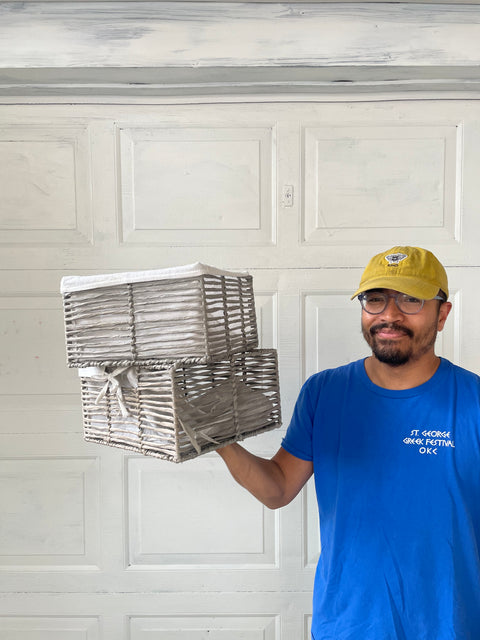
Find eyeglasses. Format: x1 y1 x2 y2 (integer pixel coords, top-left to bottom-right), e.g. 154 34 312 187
358 291 445 315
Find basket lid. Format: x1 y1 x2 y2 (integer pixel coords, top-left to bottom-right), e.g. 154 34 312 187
60 262 249 293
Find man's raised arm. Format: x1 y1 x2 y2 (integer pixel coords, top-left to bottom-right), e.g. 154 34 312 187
216 443 313 510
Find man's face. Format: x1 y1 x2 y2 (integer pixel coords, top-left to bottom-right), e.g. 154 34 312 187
361 288 451 367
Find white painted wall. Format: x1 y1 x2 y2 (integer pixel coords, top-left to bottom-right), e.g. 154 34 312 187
1 3 479 638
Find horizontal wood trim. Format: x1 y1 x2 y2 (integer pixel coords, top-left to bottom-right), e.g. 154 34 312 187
1 3 480 70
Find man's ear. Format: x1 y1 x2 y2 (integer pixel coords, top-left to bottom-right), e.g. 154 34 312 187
437 301 452 332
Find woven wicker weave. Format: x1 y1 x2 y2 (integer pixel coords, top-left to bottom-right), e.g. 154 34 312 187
79 349 281 463
61 264 258 366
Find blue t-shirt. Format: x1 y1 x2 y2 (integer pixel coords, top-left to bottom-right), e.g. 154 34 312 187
282 358 480 640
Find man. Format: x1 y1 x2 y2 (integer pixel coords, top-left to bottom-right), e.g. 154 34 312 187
217 246 480 639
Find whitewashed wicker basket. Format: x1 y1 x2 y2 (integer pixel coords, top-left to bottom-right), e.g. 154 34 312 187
61 263 258 366
78 349 281 463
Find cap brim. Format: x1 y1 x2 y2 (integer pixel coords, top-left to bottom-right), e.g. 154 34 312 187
351 276 441 300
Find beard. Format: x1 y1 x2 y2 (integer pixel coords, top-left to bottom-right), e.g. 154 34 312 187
362 321 438 367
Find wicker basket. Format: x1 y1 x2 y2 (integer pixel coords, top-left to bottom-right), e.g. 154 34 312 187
61 263 258 366
78 349 281 463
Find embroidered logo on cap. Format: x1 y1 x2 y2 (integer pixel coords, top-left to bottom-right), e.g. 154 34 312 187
385 252 408 266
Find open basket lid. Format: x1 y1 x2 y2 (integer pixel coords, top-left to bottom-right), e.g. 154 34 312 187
60 262 250 294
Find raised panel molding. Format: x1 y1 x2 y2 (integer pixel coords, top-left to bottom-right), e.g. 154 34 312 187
0 102 478 269
302 124 462 246
0 124 92 245
304 614 313 640
126 456 278 568
0 617 100 639
255 292 278 350
0 283 83 434
303 292 369 380
0 295 78 397
0 457 100 570
116 125 275 246
129 615 279 639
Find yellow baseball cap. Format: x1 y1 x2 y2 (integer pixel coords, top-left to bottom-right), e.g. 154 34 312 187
351 246 449 300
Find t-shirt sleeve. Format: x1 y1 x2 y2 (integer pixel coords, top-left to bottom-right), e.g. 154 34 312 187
281 377 317 461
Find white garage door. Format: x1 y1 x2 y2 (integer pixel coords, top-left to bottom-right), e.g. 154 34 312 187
1 97 479 638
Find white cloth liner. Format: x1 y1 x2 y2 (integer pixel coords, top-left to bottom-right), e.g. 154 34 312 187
175 379 273 453
61 262 249 293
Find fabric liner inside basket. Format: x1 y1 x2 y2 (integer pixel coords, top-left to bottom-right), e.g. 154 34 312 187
173 379 275 445
61 262 249 293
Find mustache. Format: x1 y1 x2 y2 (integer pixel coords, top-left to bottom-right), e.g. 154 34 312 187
369 322 414 338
